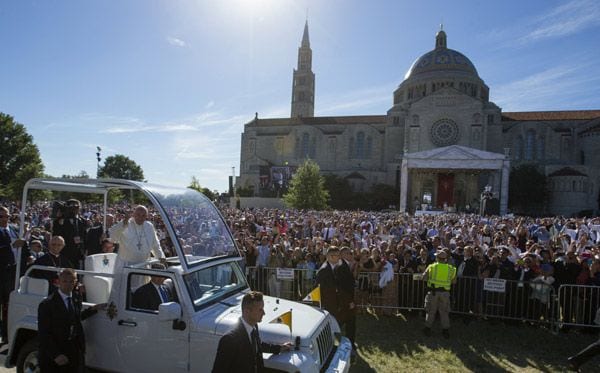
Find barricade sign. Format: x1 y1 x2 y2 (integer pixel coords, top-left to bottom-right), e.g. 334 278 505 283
483 278 506 293
276 268 295 280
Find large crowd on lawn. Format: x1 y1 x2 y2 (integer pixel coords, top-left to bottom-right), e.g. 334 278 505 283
3 200 600 326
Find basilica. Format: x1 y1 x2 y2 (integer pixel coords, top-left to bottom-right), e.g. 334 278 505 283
238 23 600 216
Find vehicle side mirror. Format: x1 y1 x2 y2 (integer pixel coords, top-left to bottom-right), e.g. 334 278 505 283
158 302 181 322
158 302 187 330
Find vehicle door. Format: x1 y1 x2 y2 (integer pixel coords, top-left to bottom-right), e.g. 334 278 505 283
116 267 189 372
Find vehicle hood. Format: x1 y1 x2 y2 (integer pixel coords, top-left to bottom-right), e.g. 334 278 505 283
192 294 329 344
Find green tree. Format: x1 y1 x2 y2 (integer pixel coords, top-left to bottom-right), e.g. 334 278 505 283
97 154 144 180
323 174 355 209
509 164 548 214
365 183 398 210
188 176 216 200
0 113 45 200
236 185 255 197
283 160 329 210
61 170 89 179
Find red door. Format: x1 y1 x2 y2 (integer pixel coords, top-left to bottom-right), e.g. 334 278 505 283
437 174 454 208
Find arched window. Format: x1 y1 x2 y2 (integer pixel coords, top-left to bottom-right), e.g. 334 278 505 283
356 132 365 159
514 136 523 160
537 136 545 160
525 130 535 161
366 136 372 158
412 115 419 125
295 137 300 158
302 133 310 158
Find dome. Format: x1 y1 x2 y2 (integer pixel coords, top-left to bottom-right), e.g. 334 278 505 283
404 30 479 80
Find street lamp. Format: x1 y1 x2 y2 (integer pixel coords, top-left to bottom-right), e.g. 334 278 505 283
96 146 102 177
230 166 235 197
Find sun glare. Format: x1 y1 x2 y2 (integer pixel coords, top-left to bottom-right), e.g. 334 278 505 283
236 0 277 17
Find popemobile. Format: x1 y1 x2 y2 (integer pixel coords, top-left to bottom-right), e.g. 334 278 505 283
3 178 351 373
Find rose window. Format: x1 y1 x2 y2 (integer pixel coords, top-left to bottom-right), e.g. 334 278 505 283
430 119 459 146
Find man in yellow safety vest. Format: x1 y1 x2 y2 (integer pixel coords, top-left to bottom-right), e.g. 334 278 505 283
421 248 457 338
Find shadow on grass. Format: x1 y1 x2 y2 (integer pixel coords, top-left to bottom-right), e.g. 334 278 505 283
350 311 599 372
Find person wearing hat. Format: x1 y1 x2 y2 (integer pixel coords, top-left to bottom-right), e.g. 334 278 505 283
421 248 457 338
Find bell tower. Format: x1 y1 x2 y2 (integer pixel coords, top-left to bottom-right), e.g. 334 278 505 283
291 21 315 118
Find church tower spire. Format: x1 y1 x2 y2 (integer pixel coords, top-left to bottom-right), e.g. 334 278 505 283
291 21 315 118
435 24 447 49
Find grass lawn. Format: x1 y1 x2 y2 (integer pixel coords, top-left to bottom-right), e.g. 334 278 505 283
350 311 599 372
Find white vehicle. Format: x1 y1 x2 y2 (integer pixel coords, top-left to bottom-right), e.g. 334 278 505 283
4 178 351 373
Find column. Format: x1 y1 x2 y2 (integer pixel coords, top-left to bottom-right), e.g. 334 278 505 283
492 171 501 199
399 158 409 212
500 159 510 215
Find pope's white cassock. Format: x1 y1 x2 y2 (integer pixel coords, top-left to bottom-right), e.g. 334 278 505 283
109 218 165 290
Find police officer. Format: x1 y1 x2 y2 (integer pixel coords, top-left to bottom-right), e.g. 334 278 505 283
422 248 457 338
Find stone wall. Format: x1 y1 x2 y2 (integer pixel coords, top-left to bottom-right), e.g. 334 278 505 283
230 197 286 210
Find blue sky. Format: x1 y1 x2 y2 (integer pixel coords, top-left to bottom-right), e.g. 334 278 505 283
1 0 599 192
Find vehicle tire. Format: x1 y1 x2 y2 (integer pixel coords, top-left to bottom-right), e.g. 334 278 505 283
16 338 39 373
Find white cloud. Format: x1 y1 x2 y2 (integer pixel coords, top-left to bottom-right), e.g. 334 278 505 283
99 112 247 134
103 123 197 134
167 36 187 47
485 0 600 47
518 0 600 44
318 83 394 115
492 64 600 110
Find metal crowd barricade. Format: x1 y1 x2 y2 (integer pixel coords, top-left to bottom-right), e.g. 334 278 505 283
356 273 559 326
355 272 399 314
355 272 426 315
246 266 565 328
356 273 559 325
452 276 559 327
557 284 600 330
246 266 316 302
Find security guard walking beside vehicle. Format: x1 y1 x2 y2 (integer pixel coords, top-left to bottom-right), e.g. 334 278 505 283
421 248 457 338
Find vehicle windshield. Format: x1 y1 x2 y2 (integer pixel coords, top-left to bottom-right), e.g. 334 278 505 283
145 183 239 268
183 261 248 310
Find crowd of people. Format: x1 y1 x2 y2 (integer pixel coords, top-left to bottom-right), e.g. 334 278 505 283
2 198 600 369
3 200 600 324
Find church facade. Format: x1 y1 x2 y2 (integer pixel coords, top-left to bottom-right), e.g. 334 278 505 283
238 23 600 216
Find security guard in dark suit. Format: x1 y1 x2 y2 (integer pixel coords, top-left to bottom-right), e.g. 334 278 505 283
212 291 292 373
338 246 357 349
0 206 31 344
38 268 105 372
316 247 341 321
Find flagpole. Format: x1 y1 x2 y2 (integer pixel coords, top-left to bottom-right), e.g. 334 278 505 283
318 285 321 308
